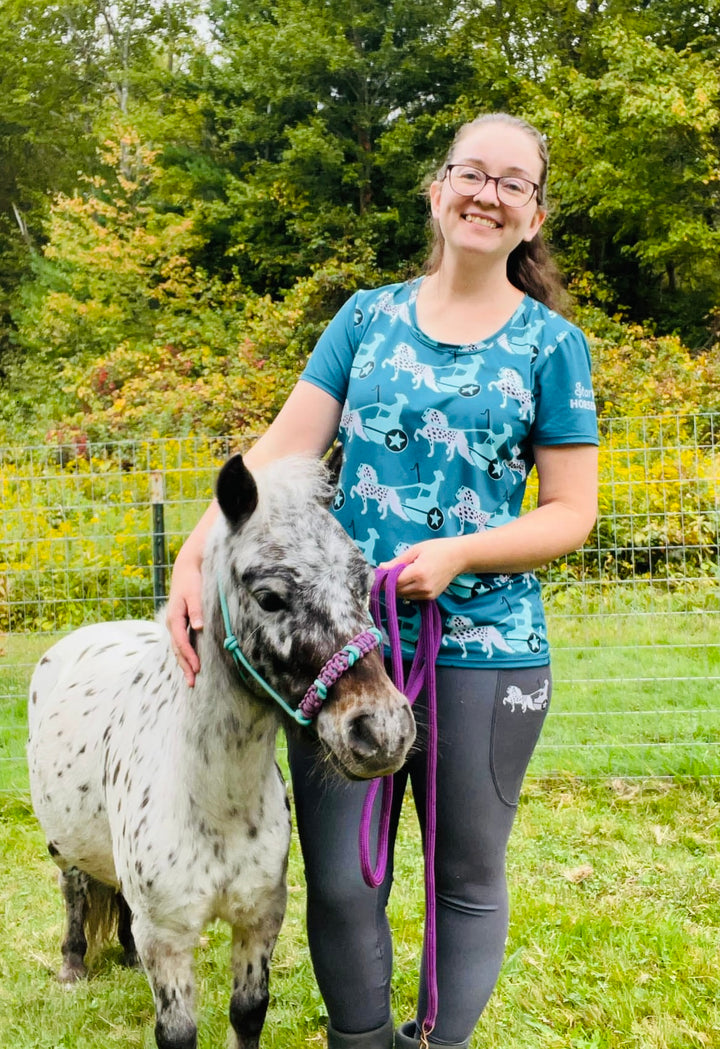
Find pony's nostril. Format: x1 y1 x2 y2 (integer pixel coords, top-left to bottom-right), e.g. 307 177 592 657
348 713 380 758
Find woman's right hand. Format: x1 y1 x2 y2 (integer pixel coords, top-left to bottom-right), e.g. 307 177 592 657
166 545 205 686
166 499 220 686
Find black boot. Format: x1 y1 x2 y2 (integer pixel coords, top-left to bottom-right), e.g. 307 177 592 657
328 1018 395 1049
394 1020 470 1049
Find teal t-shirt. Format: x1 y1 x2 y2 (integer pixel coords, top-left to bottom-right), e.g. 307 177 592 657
302 278 599 668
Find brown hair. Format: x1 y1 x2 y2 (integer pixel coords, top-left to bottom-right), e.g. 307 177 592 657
424 113 568 312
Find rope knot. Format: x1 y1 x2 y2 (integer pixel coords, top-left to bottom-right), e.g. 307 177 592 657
298 626 383 720
223 636 240 655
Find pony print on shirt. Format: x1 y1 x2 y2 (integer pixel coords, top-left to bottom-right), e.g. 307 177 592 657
303 279 598 669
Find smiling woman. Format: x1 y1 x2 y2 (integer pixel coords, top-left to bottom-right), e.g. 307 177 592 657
423 113 565 327
167 112 599 1049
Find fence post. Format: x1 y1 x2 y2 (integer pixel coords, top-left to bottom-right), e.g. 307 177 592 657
150 471 167 609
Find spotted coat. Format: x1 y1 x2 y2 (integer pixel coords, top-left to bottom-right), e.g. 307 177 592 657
414 408 474 463
27 454 414 1049
441 616 515 659
448 486 491 534
350 463 409 520
381 342 440 391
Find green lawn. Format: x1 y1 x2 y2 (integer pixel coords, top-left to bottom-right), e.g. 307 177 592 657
1 606 719 1048
1 778 718 1049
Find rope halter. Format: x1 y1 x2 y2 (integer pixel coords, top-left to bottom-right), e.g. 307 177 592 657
218 578 382 727
299 628 384 720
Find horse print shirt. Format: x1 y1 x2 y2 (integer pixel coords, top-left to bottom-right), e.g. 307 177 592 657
302 278 599 668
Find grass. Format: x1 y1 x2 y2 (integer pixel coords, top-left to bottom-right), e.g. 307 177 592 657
0 633 52 795
2 598 719 1048
1 780 719 1048
537 598 720 779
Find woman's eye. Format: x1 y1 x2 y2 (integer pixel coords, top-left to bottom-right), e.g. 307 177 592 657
253 590 288 612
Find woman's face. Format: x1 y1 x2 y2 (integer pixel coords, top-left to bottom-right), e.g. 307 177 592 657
429 121 547 264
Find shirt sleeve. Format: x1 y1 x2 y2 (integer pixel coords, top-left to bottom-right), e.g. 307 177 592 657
531 325 599 446
300 293 362 404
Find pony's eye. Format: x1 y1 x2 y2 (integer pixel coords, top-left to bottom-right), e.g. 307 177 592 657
253 590 288 613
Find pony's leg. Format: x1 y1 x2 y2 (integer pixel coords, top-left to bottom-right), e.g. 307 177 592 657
228 907 284 1049
58 868 89 983
132 917 198 1049
116 892 140 969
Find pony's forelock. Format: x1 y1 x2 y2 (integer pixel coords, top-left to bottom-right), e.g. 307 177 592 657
251 455 335 518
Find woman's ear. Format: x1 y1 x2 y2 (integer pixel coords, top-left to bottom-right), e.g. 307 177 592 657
523 206 548 242
429 179 443 220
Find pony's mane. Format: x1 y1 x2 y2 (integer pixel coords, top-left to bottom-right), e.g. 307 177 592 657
250 455 334 519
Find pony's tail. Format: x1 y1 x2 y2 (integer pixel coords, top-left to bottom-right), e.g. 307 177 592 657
57 869 124 982
84 879 122 959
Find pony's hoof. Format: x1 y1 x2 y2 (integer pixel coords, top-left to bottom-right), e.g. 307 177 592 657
122 948 142 971
58 960 87 984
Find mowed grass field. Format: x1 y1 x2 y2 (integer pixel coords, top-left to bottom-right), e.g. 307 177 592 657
1 607 719 1049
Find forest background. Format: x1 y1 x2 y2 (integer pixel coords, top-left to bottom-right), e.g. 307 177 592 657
1 0 720 447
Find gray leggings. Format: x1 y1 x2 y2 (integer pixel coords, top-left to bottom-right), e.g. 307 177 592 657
287 664 551 1045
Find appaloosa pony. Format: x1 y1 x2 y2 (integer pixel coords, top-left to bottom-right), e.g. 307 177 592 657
27 453 415 1049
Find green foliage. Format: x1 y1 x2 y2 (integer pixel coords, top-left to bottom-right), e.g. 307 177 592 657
0 438 228 631
534 25 720 339
578 304 720 418
546 308 720 580
1 0 720 443
584 422 718 581
1 120 387 444
0 0 99 349
0 0 207 354
24 139 203 355
202 0 482 288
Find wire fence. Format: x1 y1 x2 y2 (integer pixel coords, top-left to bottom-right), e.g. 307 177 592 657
1 415 719 790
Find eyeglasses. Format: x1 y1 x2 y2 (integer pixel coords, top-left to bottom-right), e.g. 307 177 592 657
444 165 539 208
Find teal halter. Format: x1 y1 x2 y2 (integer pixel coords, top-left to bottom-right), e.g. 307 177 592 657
218 579 313 726
217 579 382 729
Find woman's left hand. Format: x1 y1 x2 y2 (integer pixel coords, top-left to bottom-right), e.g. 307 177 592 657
379 538 468 601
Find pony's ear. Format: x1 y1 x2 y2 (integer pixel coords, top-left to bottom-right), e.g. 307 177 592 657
216 454 259 530
325 443 344 493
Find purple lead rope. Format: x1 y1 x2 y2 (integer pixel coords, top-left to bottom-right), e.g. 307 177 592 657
359 565 442 1045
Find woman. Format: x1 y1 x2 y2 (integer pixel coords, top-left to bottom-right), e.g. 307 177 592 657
168 113 599 1049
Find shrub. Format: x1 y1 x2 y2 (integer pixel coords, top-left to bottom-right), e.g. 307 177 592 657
0 438 231 631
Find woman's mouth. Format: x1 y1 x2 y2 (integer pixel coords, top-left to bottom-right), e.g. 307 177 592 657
462 213 501 229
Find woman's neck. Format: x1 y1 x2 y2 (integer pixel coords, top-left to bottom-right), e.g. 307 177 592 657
415 265 525 346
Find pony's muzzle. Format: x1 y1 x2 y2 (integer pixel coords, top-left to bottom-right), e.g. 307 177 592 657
315 655 416 780
345 703 416 778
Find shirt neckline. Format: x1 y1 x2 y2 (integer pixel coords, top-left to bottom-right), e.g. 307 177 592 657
406 276 530 352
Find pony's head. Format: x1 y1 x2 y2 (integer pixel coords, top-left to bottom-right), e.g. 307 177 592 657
208 452 415 779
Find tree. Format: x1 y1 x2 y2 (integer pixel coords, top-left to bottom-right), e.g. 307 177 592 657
198 0 482 290
14 127 207 359
0 1 102 352
532 24 720 342
0 0 208 358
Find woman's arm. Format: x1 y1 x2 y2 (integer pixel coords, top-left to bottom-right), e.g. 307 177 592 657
383 443 599 600
167 381 343 683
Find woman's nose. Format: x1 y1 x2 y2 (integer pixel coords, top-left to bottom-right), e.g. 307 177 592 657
473 177 501 205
